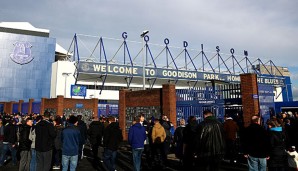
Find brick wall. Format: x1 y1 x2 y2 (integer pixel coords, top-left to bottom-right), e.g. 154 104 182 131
1 96 98 118
240 74 260 127
119 84 176 140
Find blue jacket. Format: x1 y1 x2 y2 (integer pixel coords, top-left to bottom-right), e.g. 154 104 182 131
128 123 146 149
61 124 81 156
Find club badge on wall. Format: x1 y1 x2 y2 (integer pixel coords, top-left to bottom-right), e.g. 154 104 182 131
10 42 33 65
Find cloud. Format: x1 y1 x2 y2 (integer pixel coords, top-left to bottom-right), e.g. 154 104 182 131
1 0 298 99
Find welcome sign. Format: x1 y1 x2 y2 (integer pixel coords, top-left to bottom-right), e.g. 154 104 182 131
78 61 285 85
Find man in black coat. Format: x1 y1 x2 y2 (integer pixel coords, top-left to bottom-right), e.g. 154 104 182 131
19 117 33 171
35 111 56 171
0 117 17 166
195 110 225 171
242 115 270 171
88 117 104 165
102 116 123 171
77 115 87 160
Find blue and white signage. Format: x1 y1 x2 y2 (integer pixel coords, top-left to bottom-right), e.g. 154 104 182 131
78 62 285 85
71 85 87 97
10 42 33 65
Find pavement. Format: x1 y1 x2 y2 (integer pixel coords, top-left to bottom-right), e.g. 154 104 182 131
1 144 248 171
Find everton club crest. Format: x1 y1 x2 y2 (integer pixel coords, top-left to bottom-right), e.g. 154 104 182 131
10 42 33 65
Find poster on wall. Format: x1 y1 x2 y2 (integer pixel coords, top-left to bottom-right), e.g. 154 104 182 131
71 85 87 97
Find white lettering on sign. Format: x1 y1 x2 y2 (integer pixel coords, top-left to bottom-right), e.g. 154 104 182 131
145 69 156 76
227 75 240 82
264 78 279 84
162 70 197 79
93 64 137 75
257 78 264 83
203 74 220 80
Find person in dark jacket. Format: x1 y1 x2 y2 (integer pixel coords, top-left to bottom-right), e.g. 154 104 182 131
182 116 198 170
174 118 185 162
103 116 123 171
61 115 81 171
267 119 288 171
195 110 225 171
242 115 270 171
223 115 239 163
35 111 56 171
52 118 64 170
128 116 146 171
88 117 104 165
160 115 171 164
77 115 87 160
19 117 33 171
0 117 17 166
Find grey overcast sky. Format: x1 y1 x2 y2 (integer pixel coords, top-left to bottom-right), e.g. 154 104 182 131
1 0 298 99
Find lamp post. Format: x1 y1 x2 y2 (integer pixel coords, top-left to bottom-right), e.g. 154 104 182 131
62 72 71 97
140 30 149 90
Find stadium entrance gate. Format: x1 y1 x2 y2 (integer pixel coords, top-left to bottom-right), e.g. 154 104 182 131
176 83 243 123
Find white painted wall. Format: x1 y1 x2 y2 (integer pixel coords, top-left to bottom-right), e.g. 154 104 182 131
50 61 76 98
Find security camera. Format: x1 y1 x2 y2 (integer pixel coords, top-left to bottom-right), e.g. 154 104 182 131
140 30 149 37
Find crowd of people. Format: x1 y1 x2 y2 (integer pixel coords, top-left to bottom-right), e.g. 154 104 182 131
0 111 123 171
128 111 298 171
1 110 298 171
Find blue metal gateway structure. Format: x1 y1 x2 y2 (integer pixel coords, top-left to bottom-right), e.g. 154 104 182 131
66 32 290 122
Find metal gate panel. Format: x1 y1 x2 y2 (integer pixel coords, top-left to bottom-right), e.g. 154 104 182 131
32 102 41 114
13 103 18 113
21 102 29 114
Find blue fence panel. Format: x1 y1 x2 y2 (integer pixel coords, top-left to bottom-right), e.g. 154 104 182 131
21 102 29 114
0 104 4 113
13 103 18 113
176 87 225 125
32 102 41 114
98 103 119 117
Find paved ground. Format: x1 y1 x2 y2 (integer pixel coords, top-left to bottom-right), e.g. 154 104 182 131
1 144 248 171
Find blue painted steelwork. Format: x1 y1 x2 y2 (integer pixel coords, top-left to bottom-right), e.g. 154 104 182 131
69 32 291 103
144 37 157 88
275 101 298 113
201 44 215 72
230 49 245 74
214 46 231 74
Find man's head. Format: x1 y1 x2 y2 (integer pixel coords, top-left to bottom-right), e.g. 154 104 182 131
203 110 213 118
43 111 51 119
77 115 82 121
108 116 116 123
68 115 78 125
26 117 33 127
179 119 185 126
251 115 260 125
138 114 145 122
134 116 141 123
162 115 168 121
